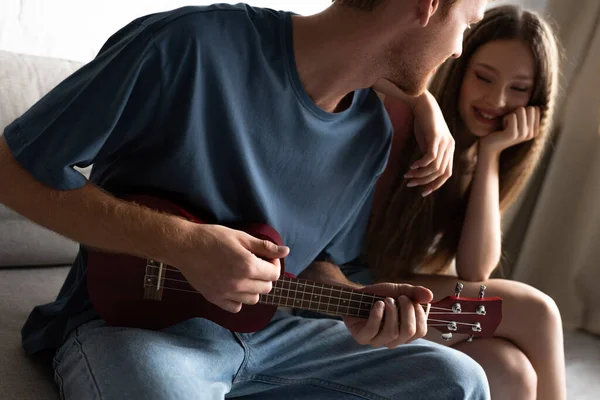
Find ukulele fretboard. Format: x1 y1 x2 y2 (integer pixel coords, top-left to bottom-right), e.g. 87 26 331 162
259 276 384 318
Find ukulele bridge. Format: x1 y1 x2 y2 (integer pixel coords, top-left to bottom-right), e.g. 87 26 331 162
144 259 165 301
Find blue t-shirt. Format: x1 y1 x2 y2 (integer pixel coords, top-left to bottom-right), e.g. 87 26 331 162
4 4 392 355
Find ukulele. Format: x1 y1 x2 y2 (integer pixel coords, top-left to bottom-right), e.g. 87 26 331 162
86 194 502 342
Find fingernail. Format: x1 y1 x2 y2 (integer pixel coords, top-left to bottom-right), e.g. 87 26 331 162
410 165 419 170
376 301 385 310
277 245 289 253
406 182 418 188
386 297 395 305
422 190 431 197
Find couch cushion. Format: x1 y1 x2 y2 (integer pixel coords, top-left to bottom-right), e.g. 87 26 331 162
0 266 69 399
0 50 84 267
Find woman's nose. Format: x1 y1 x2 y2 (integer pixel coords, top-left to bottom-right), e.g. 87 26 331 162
484 86 507 109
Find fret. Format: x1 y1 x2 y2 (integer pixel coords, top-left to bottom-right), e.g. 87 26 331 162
308 281 316 312
282 279 292 307
299 281 311 308
264 277 386 318
292 280 300 308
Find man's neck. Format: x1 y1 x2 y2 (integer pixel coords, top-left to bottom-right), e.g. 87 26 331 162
290 8 384 114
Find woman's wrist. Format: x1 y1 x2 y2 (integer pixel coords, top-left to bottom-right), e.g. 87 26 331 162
477 140 501 166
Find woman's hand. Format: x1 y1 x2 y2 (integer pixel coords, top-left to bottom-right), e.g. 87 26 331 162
404 91 455 197
479 106 541 156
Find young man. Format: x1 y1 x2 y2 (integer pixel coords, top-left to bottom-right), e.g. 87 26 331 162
0 0 489 398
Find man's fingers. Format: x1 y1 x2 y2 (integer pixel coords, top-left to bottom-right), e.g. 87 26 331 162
353 301 385 345
227 292 262 306
412 300 428 341
397 295 416 344
213 298 243 314
244 257 282 282
228 278 273 296
372 298 399 348
247 236 290 260
394 284 433 303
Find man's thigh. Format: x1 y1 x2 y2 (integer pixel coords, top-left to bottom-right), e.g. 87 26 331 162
53 318 245 400
231 311 490 400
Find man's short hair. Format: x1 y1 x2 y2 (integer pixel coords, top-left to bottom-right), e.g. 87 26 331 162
332 0 385 11
332 0 458 12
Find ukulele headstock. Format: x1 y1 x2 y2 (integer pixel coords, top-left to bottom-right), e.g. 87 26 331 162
429 283 502 342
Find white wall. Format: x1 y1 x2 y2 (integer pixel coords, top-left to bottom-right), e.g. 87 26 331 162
0 0 550 63
0 0 331 62
491 0 548 12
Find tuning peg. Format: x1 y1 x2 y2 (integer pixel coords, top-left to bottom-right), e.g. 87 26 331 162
441 333 453 341
478 285 486 299
454 282 464 297
467 335 474 342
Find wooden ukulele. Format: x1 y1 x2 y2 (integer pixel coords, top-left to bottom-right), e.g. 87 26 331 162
86 194 502 342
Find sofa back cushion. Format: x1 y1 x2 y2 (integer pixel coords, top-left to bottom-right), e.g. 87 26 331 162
0 50 84 267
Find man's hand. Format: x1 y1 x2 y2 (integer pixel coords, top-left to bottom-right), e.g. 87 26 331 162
172 224 289 313
343 283 433 349
404 91 455 197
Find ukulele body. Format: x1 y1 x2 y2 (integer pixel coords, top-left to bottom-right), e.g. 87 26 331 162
86 194 282 332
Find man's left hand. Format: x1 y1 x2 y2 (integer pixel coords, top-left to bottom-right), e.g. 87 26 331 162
343 282 433 349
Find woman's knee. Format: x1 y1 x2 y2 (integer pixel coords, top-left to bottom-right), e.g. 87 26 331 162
502 280 563 331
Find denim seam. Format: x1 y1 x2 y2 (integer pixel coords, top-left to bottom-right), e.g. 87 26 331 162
231 332 251 384
73 333 103 400
237 374 390 400
54 367 65 400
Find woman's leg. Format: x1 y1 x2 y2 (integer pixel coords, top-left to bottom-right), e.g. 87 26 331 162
406 275 566 400
454 337 537 400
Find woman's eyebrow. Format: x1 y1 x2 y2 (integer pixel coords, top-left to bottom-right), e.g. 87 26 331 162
475 62 534 81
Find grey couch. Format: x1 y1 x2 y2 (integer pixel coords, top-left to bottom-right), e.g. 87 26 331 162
0 50 84 399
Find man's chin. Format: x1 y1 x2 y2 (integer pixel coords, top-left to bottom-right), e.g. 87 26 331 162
372 78 428 99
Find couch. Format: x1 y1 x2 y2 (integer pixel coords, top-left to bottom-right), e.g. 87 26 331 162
0 49 84 399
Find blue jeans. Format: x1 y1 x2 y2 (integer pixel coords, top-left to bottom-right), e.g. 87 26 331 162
53 310 490 400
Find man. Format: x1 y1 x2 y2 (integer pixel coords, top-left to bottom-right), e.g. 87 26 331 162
0 0 489 398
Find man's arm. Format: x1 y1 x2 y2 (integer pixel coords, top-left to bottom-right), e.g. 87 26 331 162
0 137 287 312
0 137 192 265
297 260 363 289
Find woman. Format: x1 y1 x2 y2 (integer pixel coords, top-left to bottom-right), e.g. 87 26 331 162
363 5 565 400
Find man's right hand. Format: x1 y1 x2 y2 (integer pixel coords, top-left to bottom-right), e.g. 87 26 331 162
173 223 289 313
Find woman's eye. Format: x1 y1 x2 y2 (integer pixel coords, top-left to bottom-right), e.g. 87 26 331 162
475 73 492 83
512 86 530 93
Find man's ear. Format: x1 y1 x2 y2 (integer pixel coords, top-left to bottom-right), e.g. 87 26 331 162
418 0 440 27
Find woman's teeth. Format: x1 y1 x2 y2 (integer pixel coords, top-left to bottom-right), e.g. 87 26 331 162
477 109 496 120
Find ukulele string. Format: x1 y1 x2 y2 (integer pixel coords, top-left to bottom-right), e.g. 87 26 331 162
144 284 482 327
145 267 474 314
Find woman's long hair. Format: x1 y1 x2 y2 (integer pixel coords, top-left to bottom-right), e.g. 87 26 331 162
365 5 561 281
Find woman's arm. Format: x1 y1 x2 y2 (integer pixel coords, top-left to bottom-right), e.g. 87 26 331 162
456 107 541 281
455 145 502 281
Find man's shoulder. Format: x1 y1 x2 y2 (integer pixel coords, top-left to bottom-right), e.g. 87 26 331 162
143 4 286 47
